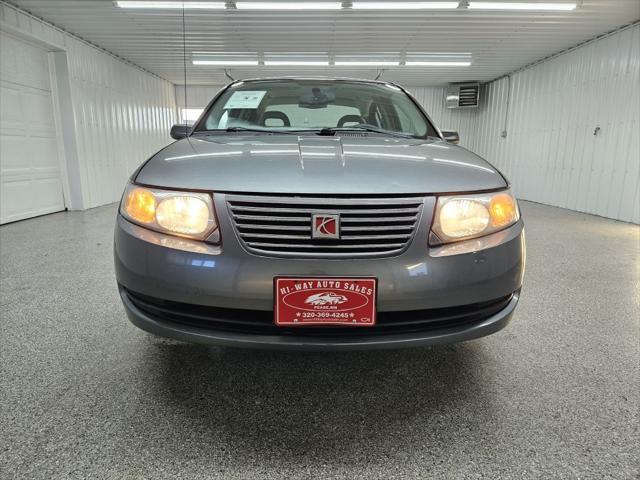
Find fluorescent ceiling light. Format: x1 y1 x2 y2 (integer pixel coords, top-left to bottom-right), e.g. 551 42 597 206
236 2 342 9
264 53 329 65
352 2 459 9
405 52 472 66
115 1 225 9
193 52 258 65
468 2 577 10
334 54 399 66
192 52 471 67
264 61 329 66
193 60 259 65
405 61 471 66
334 61 399 66
409 52 472 55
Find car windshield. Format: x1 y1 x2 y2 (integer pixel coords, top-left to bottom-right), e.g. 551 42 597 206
193 79 436 138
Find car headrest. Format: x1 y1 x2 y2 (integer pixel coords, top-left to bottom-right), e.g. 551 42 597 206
337 114 365 127
261 111 291 127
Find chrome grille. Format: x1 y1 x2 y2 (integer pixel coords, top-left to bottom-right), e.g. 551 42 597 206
226 194 424 258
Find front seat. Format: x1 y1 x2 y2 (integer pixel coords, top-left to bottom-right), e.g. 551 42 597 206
260 111 291 127
337 114 365 127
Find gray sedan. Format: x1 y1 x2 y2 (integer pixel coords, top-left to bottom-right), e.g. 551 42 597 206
114 78 524 350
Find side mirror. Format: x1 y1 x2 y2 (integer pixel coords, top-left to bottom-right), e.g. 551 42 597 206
170 124 192 140
441 130 460 145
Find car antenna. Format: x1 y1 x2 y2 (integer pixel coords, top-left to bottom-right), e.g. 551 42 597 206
181 3 193 144
374 69 385 81
224 69 235 81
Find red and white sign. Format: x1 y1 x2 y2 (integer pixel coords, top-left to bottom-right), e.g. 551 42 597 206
274 277 377 326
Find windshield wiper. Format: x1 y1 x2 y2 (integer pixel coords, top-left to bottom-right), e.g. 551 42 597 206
194 125 414 137
317 125 414 138
226 126 290 134
193 127 295 135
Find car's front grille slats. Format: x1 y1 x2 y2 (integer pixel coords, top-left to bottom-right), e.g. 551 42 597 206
341 225 414 232
230 205 421 215
238 224 311 232
234 215 310 223
341 216 418 223
247 242 407 250
227 194 424 258
241 233 312 240
228 195 423 205
239 232 412 241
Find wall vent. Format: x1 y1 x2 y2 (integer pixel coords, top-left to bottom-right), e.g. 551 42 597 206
446 83 480 108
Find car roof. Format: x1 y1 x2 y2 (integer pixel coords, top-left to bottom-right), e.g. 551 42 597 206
230 76 402 88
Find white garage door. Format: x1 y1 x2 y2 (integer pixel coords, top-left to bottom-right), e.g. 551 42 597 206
0 31 65 224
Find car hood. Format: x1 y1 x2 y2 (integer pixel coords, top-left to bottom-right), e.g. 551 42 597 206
136 134 506 194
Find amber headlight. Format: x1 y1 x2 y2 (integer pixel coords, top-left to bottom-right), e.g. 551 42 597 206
430 189 519 245
120 183 218 241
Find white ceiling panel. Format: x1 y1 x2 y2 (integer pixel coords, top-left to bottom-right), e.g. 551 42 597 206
6 0 640 85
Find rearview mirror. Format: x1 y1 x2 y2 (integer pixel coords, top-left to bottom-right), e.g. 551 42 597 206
299 87 335 109
170 124 192 140
441 130 460 145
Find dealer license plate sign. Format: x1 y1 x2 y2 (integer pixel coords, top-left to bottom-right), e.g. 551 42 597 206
274 277 377 326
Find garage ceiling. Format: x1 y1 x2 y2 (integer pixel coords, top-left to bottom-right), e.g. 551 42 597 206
7 0 640 85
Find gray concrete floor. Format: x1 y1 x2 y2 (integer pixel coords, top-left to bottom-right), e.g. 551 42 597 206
0 201 638 479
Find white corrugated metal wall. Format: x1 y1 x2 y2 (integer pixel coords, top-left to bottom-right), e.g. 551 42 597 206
66 40 177 208
413 26 640 224
471 24 640 224
1 3 177 210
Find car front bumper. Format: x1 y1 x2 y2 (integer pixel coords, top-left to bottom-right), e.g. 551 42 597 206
114 194 525 350
118 285 520 351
